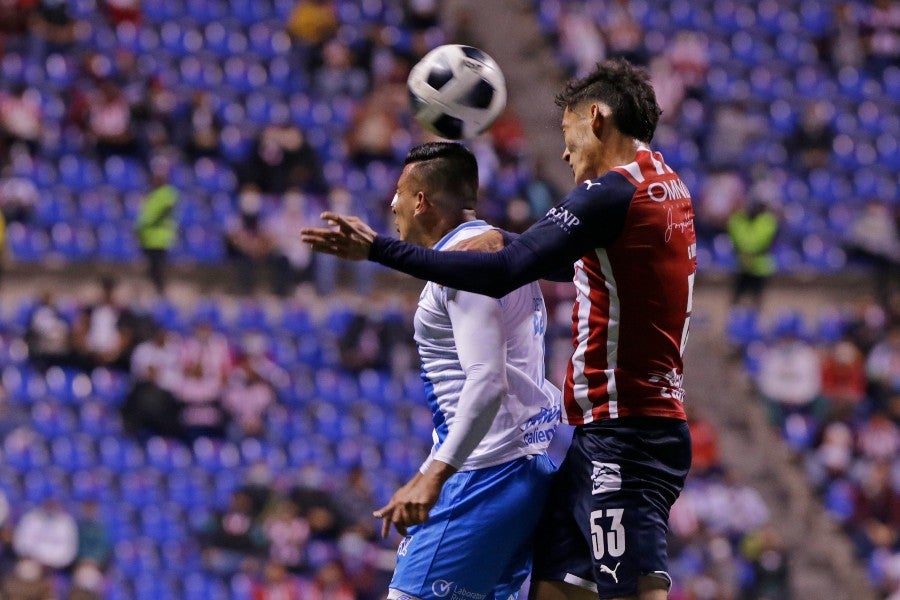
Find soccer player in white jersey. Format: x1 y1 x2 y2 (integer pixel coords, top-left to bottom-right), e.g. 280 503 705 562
372 142 560 600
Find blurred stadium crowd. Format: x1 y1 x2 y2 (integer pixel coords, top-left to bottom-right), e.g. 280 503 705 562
0 0 896 599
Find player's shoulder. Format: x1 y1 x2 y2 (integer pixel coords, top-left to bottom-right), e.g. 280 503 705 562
571 170 637 202
562 171 637 216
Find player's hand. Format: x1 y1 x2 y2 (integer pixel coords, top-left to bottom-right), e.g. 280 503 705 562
446 229 505 253
373 473 444 538
300 212 376 261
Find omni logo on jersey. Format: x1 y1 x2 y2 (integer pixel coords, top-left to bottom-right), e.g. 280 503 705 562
546 206 581 233
591 461 622 494
647 178 690 203
432 580 453 597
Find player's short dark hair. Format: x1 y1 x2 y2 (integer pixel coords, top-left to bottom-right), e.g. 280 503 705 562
404 142 478 209
555 58 662 143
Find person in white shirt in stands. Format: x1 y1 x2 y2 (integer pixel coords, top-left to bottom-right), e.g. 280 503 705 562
13 498 78 569
370 142 560 600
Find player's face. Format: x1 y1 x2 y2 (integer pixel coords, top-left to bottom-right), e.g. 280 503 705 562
561 104 603 183
392 164 424 245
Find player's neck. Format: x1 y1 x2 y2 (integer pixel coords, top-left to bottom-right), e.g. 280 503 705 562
427 210 478 248
598 137 649 175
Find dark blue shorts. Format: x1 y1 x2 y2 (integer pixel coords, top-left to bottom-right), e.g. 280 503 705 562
532 417 691 599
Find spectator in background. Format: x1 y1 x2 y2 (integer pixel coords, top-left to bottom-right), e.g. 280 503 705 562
88 80 138 160
603 0 647 65
75 501 111 567
740 526 790 600
70 277 136 370
28 0 78 57
861 0 900 74
181 91 222 161
179 316 232 385
225 186 275 295
300 560 356 600
787 100 834 173
313 40 369 99
286 0 338 71
0 167 39 223
0 85 42 155
756 315 825 427
668 31 709 100
707 99 766 169
820 338 867 418
67 560 105 600
252 561 303 600
0 210 6 288
345 80 406 167
222 357 276 439
13 498 78 570
402 0 439 31
337 310 389 373
134 158 178 296
557 5 605 77
1 558 55 600
827 3 865 72
200 490 268 576
688 411 722 477
727 196 779 308
261 501 310 574
849 460 900 556
240 125 324 196
100 0 140 27
856 411 900 463
265 189 316 297
123 324 181 438
866 324 900 404
177 356 226 441
696 169 745 235
845 201 900 309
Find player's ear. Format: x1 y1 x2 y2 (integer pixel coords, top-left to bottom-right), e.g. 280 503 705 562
414 191 429 216
589 103 605 138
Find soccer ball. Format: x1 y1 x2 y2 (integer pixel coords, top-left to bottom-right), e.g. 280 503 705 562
407 44 507 140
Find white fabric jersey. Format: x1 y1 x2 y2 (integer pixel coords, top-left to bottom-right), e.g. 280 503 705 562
414 221 560 472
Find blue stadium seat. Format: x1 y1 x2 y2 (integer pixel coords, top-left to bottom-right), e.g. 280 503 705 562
58 155 102 193
31 401 77 438
823 479 855 523
4 431 49 470
146 436 193 473
24 467 69 503
120 469 165 508
45 366 92 405
51 433 97 472
167 468 211 506
34 189 75 227
232 300 269 332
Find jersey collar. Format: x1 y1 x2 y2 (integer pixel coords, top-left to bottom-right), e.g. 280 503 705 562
433 220 488 251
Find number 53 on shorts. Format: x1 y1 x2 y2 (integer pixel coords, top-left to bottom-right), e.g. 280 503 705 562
590 508 625 560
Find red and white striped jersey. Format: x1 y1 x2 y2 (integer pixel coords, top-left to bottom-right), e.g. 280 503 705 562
561 149 697 424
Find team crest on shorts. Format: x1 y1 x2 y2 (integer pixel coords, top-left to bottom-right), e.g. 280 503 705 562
591 461 622 494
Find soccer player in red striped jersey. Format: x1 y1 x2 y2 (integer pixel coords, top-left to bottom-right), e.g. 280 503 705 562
303 58 696 600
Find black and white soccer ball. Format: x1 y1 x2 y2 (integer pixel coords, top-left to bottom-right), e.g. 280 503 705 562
407 44 507 140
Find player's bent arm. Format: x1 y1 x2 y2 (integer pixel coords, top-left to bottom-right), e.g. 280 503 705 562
370 218 582 299
432 289 509 467
370 173 633 297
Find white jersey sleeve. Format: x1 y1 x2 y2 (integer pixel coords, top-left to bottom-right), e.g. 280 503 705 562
431 288 508 469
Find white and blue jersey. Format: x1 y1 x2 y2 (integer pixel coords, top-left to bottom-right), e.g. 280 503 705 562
413 221 560 473
388 220 560 600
